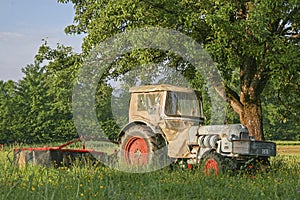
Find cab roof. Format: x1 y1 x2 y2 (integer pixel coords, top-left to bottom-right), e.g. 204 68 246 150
129 84 196 93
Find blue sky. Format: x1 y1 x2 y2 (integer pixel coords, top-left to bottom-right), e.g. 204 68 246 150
0 0 84 81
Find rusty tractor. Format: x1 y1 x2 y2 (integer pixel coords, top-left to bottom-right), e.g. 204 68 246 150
118 84 276 174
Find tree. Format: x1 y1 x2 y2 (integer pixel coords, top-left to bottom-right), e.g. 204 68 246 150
58 0 300 140
0 80 24 143
16 41 81 143
203 0 300 140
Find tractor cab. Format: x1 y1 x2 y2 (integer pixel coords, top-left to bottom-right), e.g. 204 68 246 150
128 84 204 126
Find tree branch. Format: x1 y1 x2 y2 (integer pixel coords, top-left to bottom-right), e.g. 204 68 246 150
289 34 300 39
213 81 243 116
225 85 243 115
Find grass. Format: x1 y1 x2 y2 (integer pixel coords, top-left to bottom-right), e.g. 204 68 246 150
275 141 300 155
0 147 299 199
277 145 300 155
275 141 300 146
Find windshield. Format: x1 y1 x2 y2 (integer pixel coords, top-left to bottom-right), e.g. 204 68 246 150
165 91 203 118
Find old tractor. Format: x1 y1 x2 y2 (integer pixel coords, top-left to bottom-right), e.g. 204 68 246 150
118 84 276 174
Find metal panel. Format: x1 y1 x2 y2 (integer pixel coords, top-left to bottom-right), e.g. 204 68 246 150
249 141 276 156
232 141 276 156
232 141 250 154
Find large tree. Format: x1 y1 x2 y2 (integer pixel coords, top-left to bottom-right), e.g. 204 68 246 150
58 0 300 140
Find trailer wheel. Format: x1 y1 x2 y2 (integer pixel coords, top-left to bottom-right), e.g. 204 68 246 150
120 125 167 169
200 152 225 176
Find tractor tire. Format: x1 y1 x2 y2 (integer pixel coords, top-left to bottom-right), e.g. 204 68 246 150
200 152 226 176
119 125 167 171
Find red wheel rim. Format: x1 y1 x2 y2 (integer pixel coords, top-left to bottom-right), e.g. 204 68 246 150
124 137 149 166
204 158 219 176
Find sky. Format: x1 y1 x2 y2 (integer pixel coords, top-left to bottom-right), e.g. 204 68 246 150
0 0 84 82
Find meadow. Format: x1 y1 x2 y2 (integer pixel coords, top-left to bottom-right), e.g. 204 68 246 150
0 145 299 200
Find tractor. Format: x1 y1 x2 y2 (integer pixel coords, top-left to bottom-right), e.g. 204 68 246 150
118 84 276 174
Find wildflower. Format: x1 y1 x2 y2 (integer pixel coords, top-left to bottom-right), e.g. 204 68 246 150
99 185 104 189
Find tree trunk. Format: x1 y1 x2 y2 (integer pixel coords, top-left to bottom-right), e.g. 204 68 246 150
214 61 268 140
237 56 268 141
240 101 264 141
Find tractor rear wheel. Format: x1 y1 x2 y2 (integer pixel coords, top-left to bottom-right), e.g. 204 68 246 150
200 152 225 176
120 125 167 170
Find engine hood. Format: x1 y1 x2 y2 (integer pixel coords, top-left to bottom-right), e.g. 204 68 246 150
198 124 249 139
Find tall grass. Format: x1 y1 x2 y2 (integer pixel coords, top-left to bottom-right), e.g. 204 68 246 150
0 150 299 200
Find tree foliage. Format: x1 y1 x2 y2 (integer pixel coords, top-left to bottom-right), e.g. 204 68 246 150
0 41 82 144
58 0 300 140
0 1 299 143
0 80 23 143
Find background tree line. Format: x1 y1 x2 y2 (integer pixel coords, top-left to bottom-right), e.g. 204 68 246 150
0 0 299 144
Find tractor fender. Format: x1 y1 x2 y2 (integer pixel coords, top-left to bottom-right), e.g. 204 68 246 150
118 120 164 141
